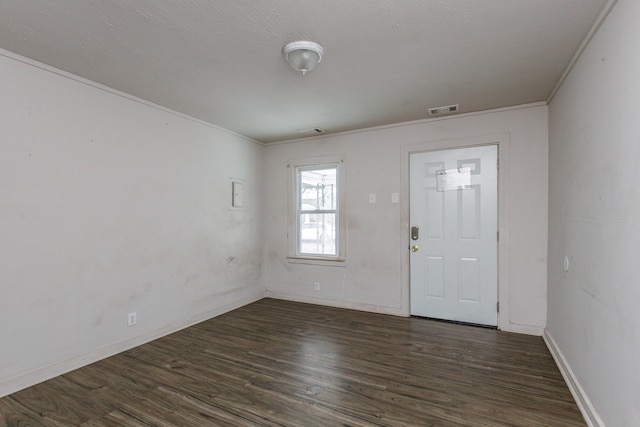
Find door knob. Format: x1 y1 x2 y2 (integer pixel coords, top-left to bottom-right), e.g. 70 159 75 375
410 245 419 252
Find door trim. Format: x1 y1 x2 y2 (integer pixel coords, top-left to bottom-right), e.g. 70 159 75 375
401 133 510 331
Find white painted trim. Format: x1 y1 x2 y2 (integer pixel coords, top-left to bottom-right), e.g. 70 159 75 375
505 323 543 336
543 329 604 427
547 0 618 103
268 103 546 146
400 134 511 330
266 291 408 317
0 289 266 398
0 48 263 147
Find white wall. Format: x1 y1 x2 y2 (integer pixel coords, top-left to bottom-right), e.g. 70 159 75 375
546 0 640 425
0 51 265 397
263 105 549 334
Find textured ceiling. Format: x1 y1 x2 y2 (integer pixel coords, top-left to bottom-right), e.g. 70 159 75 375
0 0 610 143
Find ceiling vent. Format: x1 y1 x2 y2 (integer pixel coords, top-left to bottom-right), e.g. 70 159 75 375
298 128 327 136
428 104 460 116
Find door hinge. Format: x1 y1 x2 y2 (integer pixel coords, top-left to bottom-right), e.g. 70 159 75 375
497 231 499 242
497 301 500 313
497 159 500 170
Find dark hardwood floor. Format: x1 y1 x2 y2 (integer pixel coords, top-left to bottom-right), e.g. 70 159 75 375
1 298 585 426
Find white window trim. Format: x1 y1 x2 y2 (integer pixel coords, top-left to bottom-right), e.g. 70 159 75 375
287 154 346 266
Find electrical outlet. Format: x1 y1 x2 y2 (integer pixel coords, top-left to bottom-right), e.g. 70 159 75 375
314 282 320 291
127 312 137 327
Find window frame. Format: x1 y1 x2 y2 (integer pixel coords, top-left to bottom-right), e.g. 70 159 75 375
287 155 346 266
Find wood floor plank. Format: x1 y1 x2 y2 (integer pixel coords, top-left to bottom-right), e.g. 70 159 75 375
0 298 585 426
0 398 61 427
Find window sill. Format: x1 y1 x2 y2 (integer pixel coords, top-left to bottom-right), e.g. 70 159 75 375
287 256 346 267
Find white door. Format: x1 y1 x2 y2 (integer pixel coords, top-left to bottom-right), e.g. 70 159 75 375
409 145 498 326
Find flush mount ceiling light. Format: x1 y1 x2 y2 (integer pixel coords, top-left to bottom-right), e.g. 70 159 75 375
283 41 324 75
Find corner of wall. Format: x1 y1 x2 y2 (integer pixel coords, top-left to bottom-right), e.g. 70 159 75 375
543 329 603 427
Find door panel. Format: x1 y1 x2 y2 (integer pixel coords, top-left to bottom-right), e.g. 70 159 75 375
426 188 444 238
458 257 479 302
425 256 444 298
410 144 498 326
458 185 480 239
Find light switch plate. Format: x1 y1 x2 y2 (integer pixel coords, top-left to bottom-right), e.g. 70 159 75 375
231 178 245 210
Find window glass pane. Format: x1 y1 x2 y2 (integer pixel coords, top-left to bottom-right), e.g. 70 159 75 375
288 157 344 263
299 167 336 211
299 213 336 255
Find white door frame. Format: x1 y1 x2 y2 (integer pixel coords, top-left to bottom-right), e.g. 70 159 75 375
401 133 510 331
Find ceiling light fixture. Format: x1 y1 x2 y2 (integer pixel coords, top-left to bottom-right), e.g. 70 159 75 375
283 41 324 75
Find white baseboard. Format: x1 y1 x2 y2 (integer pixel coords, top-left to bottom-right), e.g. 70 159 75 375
504 322 544 336
0 288 266 398
265 291 408 317
543 329 604 427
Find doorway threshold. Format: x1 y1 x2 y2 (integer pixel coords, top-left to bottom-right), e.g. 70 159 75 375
411 315 497 330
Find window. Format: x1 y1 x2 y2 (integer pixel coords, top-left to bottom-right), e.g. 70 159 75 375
288 156 345 265
297 165 337 255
